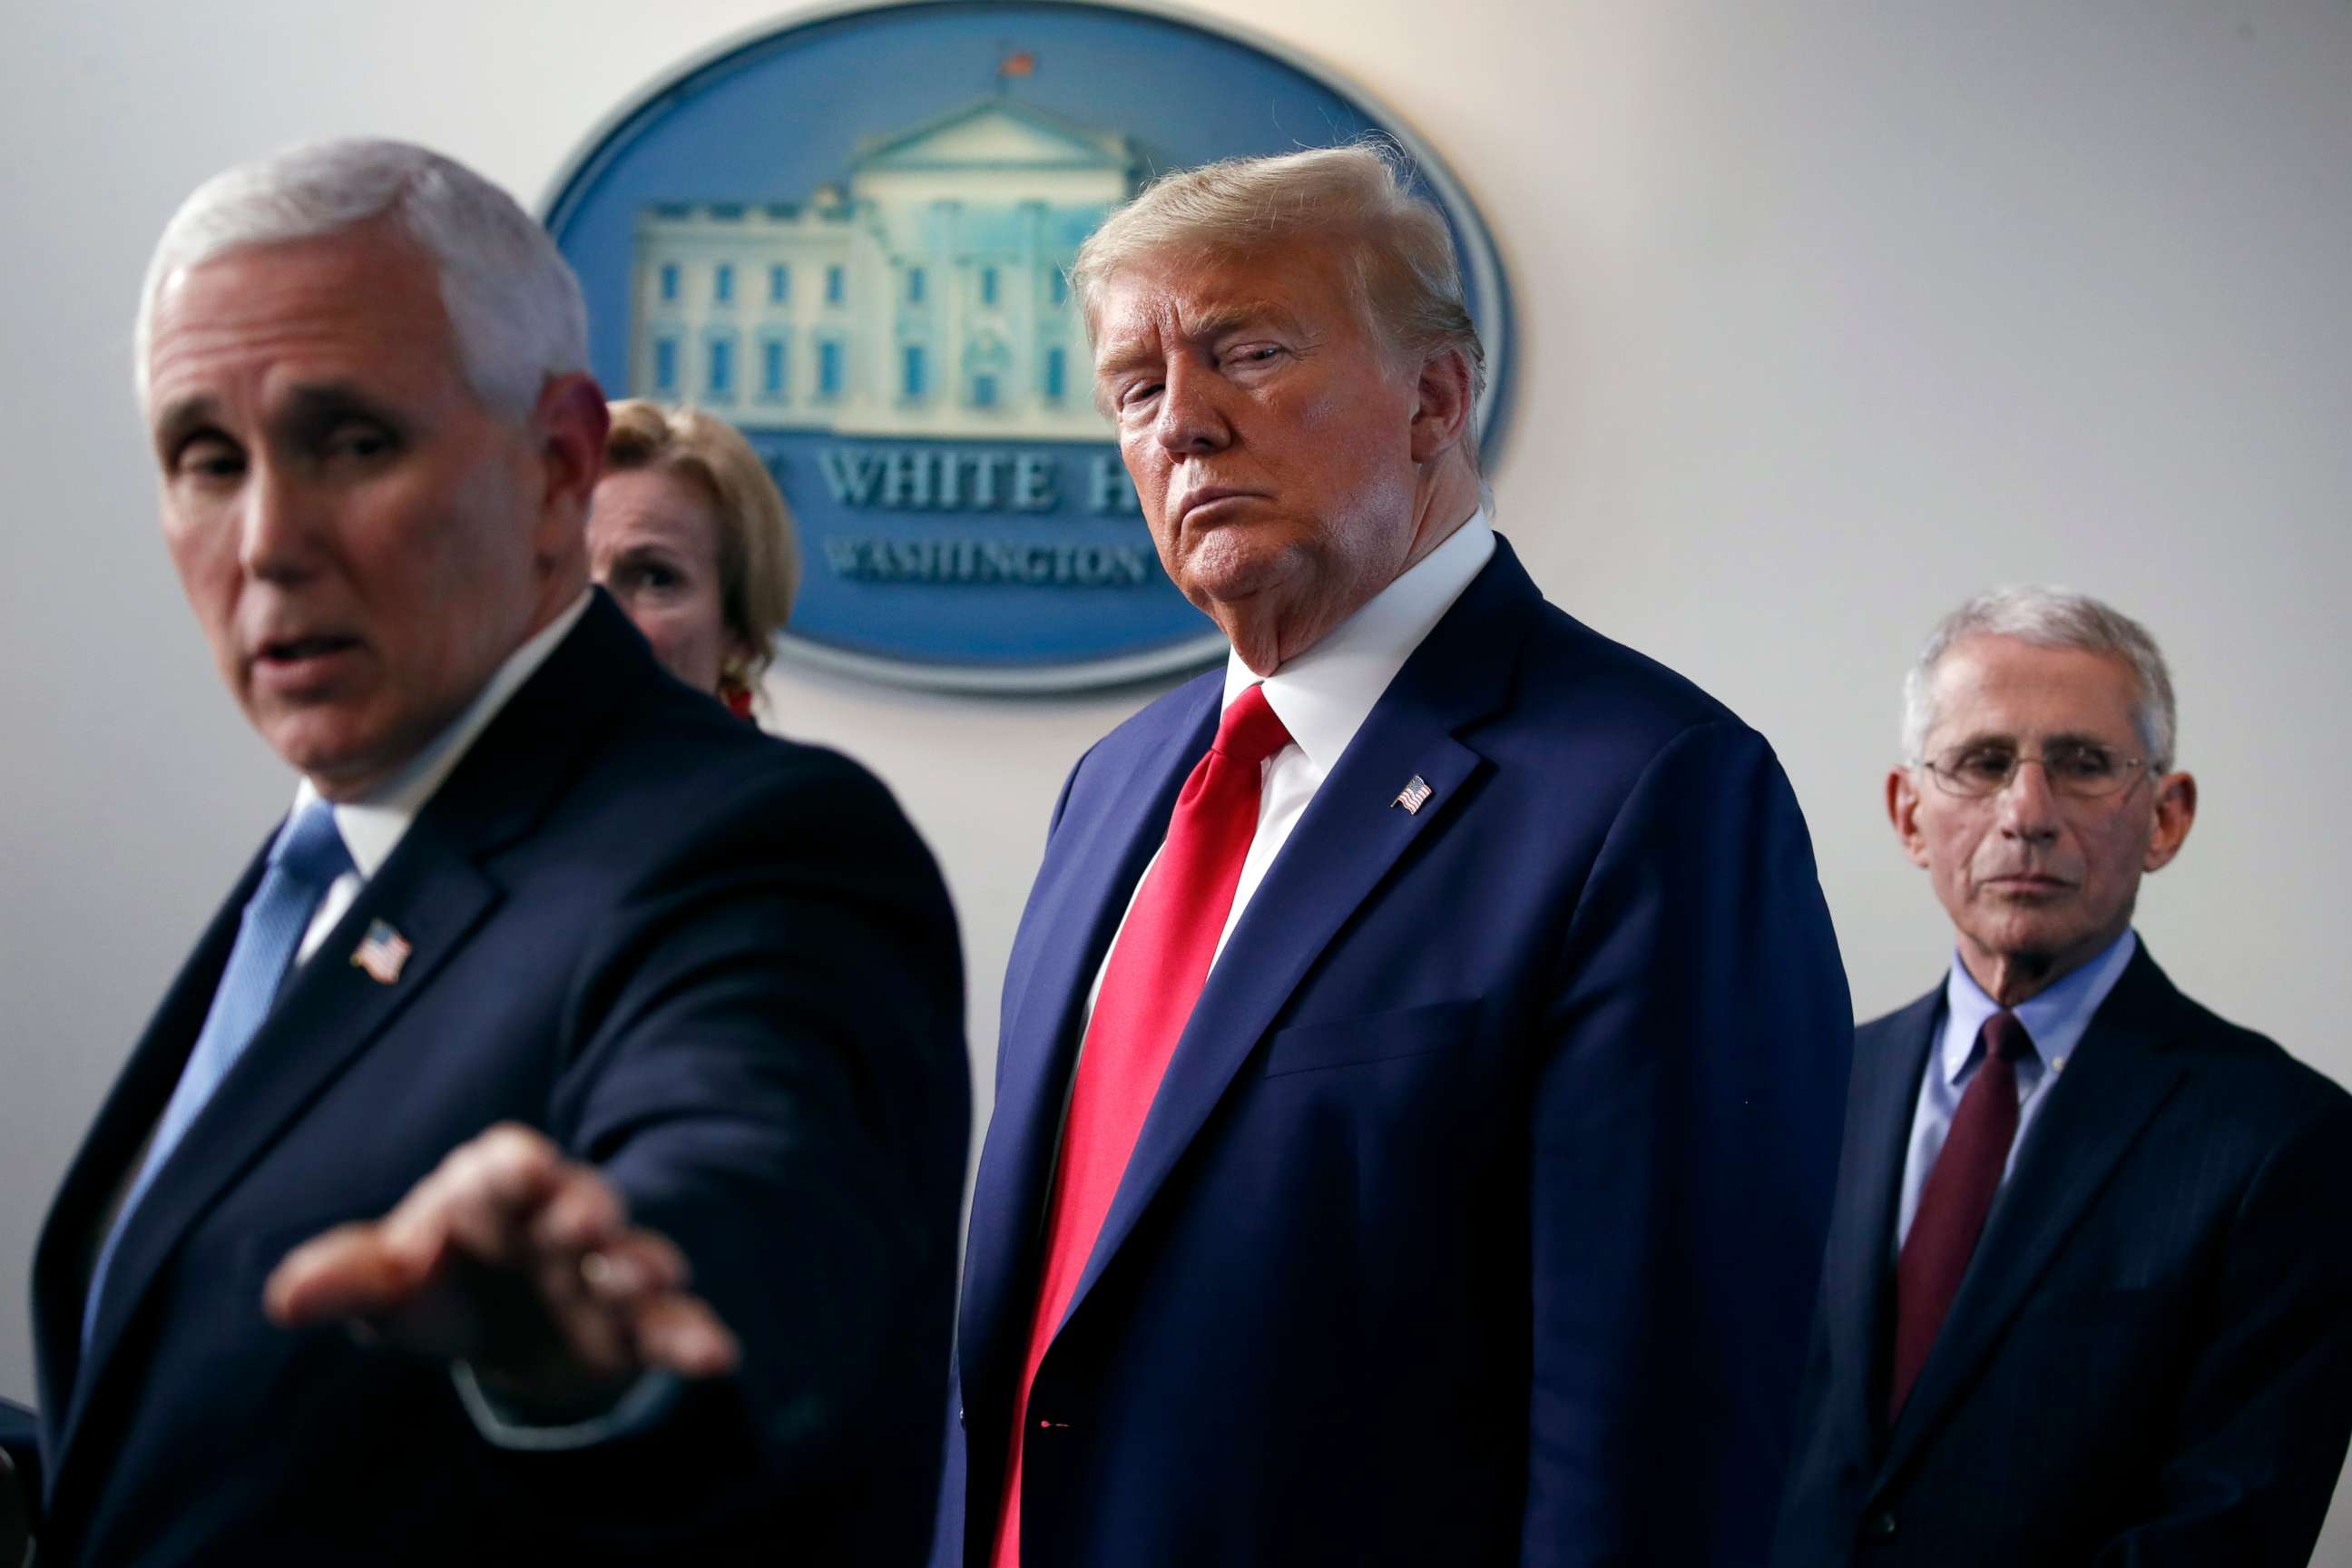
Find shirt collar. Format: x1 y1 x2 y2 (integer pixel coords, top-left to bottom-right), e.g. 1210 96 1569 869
293 590 593 877
1220 510 1495 769
1939 926 2140 1083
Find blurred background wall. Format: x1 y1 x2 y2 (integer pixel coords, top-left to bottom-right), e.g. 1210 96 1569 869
4 0 2347 1549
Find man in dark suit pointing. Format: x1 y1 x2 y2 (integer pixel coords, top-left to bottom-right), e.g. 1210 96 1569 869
17 139 966 1565
1776 587 2352 1565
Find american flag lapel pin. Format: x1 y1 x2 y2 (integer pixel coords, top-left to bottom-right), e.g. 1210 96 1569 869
1391 774 1434 815
350 919 413 985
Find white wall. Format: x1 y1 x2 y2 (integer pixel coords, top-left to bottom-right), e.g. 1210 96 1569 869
4 0 2347 1551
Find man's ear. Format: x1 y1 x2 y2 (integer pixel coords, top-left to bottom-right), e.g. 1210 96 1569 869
532 373 610 530
1407 346 1475 466
2144 770 2197 873
1888 767 1931 868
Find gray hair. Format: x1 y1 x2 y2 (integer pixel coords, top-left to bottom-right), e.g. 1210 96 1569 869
134 138 586 420
1070 141 1487 474
1903 585 2178 770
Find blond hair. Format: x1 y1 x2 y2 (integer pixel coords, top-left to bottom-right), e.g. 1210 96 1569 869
603 401 799 678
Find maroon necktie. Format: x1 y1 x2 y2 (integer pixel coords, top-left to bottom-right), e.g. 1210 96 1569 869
992 684 1293 1568
1887 1009 2034 1425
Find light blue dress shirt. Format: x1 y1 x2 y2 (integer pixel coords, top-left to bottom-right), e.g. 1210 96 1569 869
1893 928 2140 1255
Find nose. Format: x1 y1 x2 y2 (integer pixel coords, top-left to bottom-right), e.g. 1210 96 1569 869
237 458 319 583
1153 359 1232 458
1994 757 2063 844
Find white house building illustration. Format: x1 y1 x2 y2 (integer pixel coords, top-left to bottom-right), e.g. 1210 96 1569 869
628 97 1139 441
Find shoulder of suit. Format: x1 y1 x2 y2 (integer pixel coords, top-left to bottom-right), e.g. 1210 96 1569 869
1072 603 1773 772
2145 979 2352 1126
1504 599 1753 741
1083 666 1222 758
565 671 921 849
1856 985 1941 1053
1857 995 1934 1037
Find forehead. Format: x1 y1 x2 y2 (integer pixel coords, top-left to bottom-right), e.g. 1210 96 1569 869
592 466 721 541
1091 240 1356 349
1926 633 2143 744
143 224 461 418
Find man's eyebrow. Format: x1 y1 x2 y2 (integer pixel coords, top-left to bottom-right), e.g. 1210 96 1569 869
1187 300 1307 342
279 380 399 426
1935 728 2016 751
1092 300 1313 391
1093 341 1160 383
1936 727 2130 753
152 394 222 456
2041 729 2132 751
1091 338 1166 417
1098 299 1308 368
154 381 402 455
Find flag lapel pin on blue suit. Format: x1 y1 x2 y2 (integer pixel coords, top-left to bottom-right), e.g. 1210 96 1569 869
350 919 412 984
1391 775 1435 814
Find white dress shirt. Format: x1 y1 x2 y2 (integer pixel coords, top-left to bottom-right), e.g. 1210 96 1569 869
1893 926 2140 1254
1079 511 1496 1030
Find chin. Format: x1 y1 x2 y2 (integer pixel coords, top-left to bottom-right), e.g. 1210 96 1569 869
1180 541 1304 608
1978 918 2092 967
263 714 388 789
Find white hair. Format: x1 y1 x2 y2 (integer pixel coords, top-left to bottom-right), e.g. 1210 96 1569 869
133 138 585 420
1902 585 2178 770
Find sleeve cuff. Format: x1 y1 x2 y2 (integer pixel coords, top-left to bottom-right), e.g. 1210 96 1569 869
452 1362 682 1452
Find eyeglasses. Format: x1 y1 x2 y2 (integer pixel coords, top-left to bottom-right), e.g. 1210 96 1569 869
1918 740 2150 799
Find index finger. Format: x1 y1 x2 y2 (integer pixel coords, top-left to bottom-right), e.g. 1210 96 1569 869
263 1220 435 1328
387 1123 564 1263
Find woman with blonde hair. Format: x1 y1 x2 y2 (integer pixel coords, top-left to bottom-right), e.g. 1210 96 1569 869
590 400 800 718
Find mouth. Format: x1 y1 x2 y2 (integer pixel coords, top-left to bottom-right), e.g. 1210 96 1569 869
1176 487 1267 526
1981 872 2076 897
250 633 364 689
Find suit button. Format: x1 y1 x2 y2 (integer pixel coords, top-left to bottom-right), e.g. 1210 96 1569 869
956 1406 965 1428
1867 1509 1897 1539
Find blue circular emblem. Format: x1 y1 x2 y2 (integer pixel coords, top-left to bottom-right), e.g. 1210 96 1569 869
545 1 1511 691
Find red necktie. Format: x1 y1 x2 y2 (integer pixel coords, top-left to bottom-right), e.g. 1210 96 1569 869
991 684 1292 1568
1887 1009 2034 1424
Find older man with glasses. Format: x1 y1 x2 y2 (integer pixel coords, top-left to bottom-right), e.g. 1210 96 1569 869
1775 586 2352 1567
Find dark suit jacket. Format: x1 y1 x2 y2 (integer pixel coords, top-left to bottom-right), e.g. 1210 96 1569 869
29 593 969 1566
1776 945 2352 1566
0 1397 34 1519
0 1397 29 1568
936 537 1854 1567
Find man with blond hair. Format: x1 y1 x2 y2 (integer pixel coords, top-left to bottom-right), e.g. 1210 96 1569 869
936 142 1853 1567
15 139 966 1565
1776 588 2352 1566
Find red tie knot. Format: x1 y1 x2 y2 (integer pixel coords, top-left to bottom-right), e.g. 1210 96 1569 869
1213 683 1293 767
1983 1009 2034 1065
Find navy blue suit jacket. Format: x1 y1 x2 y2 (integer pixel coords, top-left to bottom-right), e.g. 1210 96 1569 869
937 538 1854 1566
28 593 969 1565
1775 946 2352 1566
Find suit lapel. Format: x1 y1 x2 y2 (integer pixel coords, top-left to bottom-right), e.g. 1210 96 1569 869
31 847 267 1436
1821 991 1939 1453
1052 544 1537 1342
49 593 642 1472
958 681 1218 1416
59 829 504 1456
1877 946 2192 1483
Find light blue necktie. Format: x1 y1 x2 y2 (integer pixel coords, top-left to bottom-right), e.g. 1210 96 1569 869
82 801 353 1350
